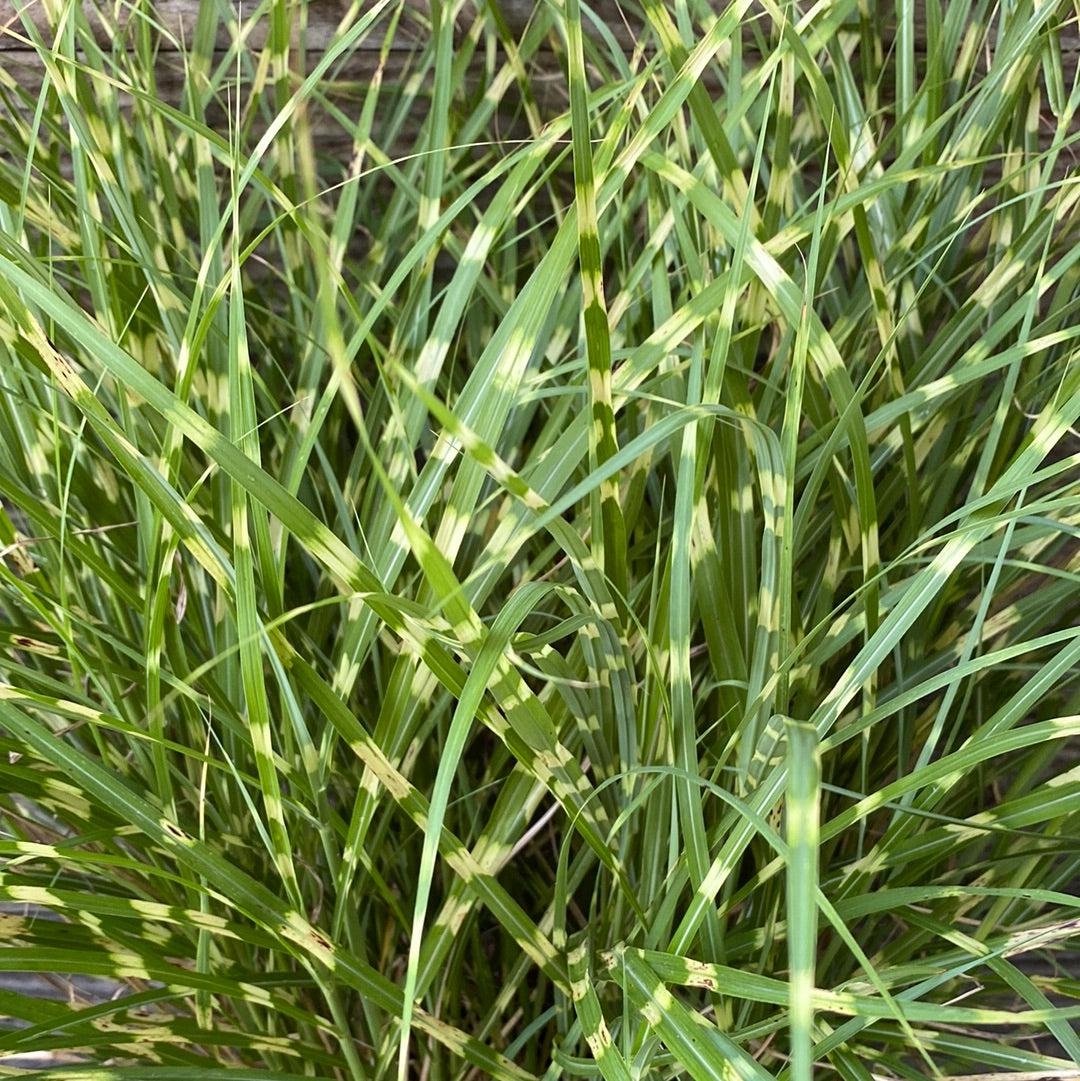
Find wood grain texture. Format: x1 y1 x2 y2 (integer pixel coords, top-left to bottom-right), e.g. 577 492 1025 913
2 0 1077 52
0 0 582 50
2 1 1077 156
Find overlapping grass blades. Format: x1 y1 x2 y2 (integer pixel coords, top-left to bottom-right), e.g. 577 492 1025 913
0 0 1078 1078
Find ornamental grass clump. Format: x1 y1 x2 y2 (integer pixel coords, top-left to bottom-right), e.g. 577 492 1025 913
0 0 1078 1078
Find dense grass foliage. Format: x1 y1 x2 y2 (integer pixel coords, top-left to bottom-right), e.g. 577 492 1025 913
1 0 1079 1078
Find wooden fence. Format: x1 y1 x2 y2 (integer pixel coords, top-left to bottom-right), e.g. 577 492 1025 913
3 0 1078 161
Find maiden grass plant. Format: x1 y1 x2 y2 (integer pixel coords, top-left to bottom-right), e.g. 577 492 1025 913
0 0 1079 1078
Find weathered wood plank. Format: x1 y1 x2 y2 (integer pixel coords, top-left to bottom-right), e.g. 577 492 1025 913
2 0 1078 54
0 0 572 51
2 0 433 51
2 1 1076 161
